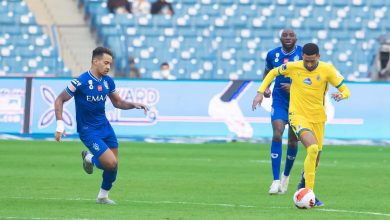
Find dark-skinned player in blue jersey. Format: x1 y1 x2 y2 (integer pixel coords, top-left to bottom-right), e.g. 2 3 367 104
261 29 301 195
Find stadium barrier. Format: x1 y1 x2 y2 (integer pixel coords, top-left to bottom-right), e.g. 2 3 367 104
0 77 389 141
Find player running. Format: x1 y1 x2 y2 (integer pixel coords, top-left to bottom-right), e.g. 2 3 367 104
54 47 149 204
252 43 350 206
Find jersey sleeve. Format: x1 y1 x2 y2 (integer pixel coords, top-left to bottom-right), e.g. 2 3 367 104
257 68 279 93
328 64 344 88
107 77 116 93
265 52 273 71
65 78 81 97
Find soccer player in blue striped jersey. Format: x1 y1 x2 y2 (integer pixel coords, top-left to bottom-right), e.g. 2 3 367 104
54 47 149 204
262 29 302 194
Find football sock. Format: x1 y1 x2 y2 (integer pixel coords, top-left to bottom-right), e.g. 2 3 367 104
101 168 117 191
284 145 298 176
271 141 282 180
98 188 109 199
304 144 319 190
92 156 103 170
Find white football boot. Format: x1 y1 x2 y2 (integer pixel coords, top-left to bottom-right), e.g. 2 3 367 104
96 197 116 205
279 174 290 194
268 180 280 194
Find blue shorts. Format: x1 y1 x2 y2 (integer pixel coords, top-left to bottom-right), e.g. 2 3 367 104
79 124 118 158
271 101 289 122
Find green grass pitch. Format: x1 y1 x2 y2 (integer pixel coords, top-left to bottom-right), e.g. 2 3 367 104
0 140 389 220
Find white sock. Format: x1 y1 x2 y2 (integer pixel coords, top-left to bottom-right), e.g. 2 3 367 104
98 188 109 199
85 153 93 163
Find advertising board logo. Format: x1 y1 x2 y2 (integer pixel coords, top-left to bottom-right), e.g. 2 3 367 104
38 85 75 130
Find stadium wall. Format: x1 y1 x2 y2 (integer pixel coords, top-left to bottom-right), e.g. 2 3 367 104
0 77 389 141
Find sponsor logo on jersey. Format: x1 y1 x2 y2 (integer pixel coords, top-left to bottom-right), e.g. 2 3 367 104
86 95 107 102
303 78 312 85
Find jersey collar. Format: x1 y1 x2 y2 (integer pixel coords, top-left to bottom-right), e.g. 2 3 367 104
303 61 319 72
88 70 102 82
282 45 297 56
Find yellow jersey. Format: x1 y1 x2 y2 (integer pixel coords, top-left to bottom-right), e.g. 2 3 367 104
258 60 349 123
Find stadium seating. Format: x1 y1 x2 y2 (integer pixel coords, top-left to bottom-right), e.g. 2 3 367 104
0 0 70 76
80 0 389 80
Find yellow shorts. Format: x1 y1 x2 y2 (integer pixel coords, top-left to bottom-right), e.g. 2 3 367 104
289 114 325 150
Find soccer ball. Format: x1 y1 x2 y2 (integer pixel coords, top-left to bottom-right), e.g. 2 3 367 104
293 188 315 209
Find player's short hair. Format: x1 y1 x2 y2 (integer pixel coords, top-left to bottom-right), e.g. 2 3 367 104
92 47 113 59
160 62 169 67
302 43 319 55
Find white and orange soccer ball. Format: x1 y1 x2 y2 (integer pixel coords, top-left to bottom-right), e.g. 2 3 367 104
293 188 315 209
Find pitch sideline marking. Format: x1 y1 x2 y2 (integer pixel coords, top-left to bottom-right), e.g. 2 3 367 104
0 217 91 220
270 206 390 217
5 197 390 217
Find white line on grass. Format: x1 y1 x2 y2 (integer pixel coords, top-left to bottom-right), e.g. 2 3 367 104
125 200 255 208
318 208 390 217
7 196 255 208
0 217 91 220
6 197 390 217
270 206 390 217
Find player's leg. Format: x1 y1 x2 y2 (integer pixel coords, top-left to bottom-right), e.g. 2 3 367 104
311 122 325 207
96 130 119 205
80 135 114 174
268 119 286 194
289 115 319 191
280 126 298 193
299 131 318 190
96 147 118 205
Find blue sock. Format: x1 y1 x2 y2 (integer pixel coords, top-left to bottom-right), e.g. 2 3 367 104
92 156 103 170
101 169 117 191
283 145 298 176
270 141 282 180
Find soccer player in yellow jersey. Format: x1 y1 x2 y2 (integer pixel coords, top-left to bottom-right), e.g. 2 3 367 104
252 43 350 206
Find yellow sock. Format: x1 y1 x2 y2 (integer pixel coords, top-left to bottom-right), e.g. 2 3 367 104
304 144 319 190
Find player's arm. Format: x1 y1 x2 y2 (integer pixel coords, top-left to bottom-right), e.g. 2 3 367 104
328 66 351 102
263 68 272 98
252 68 279 110
108 92 149 114
54 90 72 141
263 52 273 98
331 83 350 102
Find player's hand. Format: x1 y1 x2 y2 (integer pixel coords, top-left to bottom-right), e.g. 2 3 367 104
252 93 264 111
281 83 291 93
264 87 271 98
55 120 65 142
331 92 343 102
55 131 66 142
134 103 149 115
